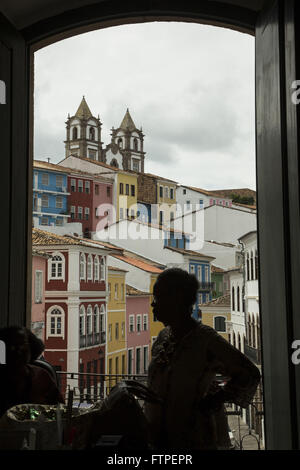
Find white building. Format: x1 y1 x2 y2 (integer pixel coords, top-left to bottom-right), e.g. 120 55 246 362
176 185 232 216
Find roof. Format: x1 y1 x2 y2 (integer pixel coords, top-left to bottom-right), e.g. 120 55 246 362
144 173 178 184
62 155 119 173
32 228 111 252
75 96 93 119
106 218 192 236
119 108 137 132
112 253 163 274
164 246 215 261
33 160 70 173
32 249 50 258
211 265 226 273
108 266 128 273
126 285 150 296
232 202 257 210
202 293 231 307
184 185 229 199
238 230 257 242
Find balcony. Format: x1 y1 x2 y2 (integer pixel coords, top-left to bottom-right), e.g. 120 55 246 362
79 332 106 348
244 343 262 365
198 282 214 291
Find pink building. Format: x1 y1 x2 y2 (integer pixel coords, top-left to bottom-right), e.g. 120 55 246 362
31 250 48 341
92 176 113 235
126 285 151 375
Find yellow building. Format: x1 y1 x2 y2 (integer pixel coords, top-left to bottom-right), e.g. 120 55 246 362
155 175 177 225
107 266 128 392
117 171 138 221
201 293 231 341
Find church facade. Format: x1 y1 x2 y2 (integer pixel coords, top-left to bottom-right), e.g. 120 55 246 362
64 97 145 173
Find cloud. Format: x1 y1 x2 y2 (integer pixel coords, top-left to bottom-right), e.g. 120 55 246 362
34 21 255 189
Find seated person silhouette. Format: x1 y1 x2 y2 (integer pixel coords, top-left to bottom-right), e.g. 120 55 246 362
144 268 261 450
0 326 64 417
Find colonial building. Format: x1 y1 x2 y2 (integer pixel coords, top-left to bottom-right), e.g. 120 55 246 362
33 161 70 228
32 229 111 400
201 293 231 342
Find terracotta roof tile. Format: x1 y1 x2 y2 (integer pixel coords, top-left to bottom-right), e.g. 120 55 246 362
164 246 215 260
112 253 163 273
126 285 150 296
202 293 231 307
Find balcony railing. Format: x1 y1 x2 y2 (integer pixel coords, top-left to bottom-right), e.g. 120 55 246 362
244 343 262 365
198 282 214 291
79 332 106 348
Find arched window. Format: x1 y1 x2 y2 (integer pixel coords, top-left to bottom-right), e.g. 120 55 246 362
118 137 123 148
94 305 100 334
80 253 86 280
243 335 246 353
87 254 93 280
47 306 65 339
252 315 256 348
79 305 85 336
72 127 78 140
110 158 119 168
214 316 226 332
100 304 106 343
238 333 241 351
133 138 138 151
89 127 95 140
248 314 252 346
100 257 105 281
237 286 240 312
87 305 93 335
233 332 236 348
48 252 65 280
232 286 235 311
94 256 99 281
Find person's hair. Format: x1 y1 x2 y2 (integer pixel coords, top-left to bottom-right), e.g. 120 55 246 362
155 268 199 307
0 326 44 362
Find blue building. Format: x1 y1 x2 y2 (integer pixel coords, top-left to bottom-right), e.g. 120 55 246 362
189 258 213 320
33 161 70 227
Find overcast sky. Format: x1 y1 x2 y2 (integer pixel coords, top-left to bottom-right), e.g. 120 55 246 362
34 21 256 190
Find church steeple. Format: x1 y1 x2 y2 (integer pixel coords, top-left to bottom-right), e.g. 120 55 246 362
110 108 145 173
64 96 103 162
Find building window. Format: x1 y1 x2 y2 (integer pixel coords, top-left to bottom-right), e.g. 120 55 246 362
107 187 111 197
94 305 100 334
70 206 75 220
108 283 111 301
170 188 174 199
71 179 76 192
132 160 139 172
95 184 99 195
41 217 48 226
133 138 138 151
118 137 123 148
232 286 235 311
237 285 240 312
56 175 63 188
79 306 85 336
108 324 112 341
165 187 169 198
183 189 186 195
47 306 64 338
126 184 129 195
128 349 133 374
100 258 105 280
197 266 202 281
87 254 93 280
136 348 141 374
214 316 226 332
199 199 203 206
121 283 124 301
85 207 89 220
41 195 49 207
205 266 209 282
186 200 191 210
78 206 82 220
49 253 64 280
159 186 163 198
56 196 63 209
129 315 134 333
159 211 163 225
121 321 125 338
131 185 135 197
41 173 49 186
87 305 93 335
89 127 95 141
119 208 124 220
72 127 78 139
119 183 124 194
170 212 174 221
136 315 142 333
115 323 119 340
80 253 86 280
100 305 106 342
143 346 149 373
34 271 43 303
85 181 90 193
143 314 148 331
78 180 83 193
56 218 63 226
115 284 118 300
94 256 99 281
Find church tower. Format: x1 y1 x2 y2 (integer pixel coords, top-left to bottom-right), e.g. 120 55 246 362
110 108 145 172
64 96 103 161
